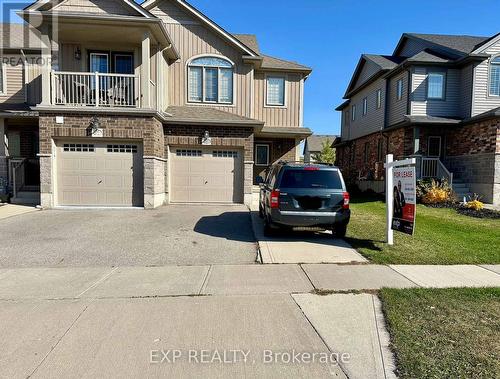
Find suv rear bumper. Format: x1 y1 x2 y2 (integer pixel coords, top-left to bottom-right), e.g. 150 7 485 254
270 209 350 227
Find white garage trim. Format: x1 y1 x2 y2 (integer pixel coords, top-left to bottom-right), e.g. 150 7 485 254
169 146 244 203
55 140 144 207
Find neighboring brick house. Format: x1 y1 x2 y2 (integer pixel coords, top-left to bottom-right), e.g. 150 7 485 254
303 135 337 163
0 0 312 208
334 33 500 205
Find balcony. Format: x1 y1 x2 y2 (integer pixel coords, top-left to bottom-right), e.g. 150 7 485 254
51 71 140 108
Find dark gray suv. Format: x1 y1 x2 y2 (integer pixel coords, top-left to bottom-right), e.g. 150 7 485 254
258 162 350 237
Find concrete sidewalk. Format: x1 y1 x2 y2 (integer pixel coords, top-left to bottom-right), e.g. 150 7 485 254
1 264 499 378
0 204 38 220
1 264 499 300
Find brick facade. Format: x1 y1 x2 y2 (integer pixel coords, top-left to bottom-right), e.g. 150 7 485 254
38 112 165 208
336 128 407 184
39 113 164 157
164 124 255 204
253 137 297 180
336 117 500 204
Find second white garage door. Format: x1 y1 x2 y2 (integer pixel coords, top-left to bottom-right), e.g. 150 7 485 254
170 147 243 203
56 141 144 207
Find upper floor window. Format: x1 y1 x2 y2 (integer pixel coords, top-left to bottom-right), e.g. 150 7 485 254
376 89 382 109
396 79 404 101
362 97 368 116
351 105 356 121
427 72 446 99
266 76 285 106
490 56 500 96
188 56 234 104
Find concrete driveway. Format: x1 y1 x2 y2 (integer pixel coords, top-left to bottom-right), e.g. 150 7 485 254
0 205 257 268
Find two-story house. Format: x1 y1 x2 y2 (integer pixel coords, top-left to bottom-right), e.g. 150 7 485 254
0 0 311 208
335 33 500 205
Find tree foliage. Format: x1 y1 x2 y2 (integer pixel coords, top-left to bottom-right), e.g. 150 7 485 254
312 139 336 164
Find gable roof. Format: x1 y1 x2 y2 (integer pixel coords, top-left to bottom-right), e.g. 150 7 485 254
231 34 311 73
395 33 489 57
344 54 403 97
232 34 260 55
305 135 337 152
142 0 259 57
26 0 154 18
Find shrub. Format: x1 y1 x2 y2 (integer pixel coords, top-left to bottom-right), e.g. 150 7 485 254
419 179 454 204
466 200 484 211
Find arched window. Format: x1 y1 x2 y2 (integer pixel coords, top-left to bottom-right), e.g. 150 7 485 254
490 56 500 96
188 56 233 104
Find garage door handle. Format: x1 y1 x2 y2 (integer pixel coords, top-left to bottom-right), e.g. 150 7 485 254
98 180 102 184
205 181 208 184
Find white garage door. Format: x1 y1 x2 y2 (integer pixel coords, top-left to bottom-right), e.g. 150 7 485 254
56 141 144 207
170 147 243 203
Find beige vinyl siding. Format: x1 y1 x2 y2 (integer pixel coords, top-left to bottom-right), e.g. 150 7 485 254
472 40 500 116
398 38 431 57
151 2 253 117
60 43 84 72
54 0 139 16
25 54 43 105
0 55 25 103
387 70 409 126
253 72 301 127
353 60 380 89
410 67 461 117
346 78 385 140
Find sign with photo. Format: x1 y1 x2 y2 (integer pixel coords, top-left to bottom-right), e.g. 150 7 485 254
391 166 416 235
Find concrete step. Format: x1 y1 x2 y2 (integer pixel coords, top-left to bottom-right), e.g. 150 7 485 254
11 191 40 206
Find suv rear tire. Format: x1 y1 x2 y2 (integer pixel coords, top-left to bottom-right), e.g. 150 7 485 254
332 224 347 238
264 218 278 237
259 204 264 218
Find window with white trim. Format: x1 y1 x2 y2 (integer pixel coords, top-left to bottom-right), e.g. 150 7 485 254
255 144 269 166
490 56 500 96
351 105 356 121
266 76 285 106
187 56 233 104
397 79 404 101
427 72 446 99
362 97 368 116
376 89 382 109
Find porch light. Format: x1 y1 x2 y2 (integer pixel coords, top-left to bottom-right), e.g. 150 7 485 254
74 47 81 60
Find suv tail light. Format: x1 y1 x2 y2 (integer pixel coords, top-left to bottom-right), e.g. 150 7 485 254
270 189 280 209
342 192 350 210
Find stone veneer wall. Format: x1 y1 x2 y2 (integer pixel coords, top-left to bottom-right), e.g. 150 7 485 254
38 113 165 209
164 124 254 205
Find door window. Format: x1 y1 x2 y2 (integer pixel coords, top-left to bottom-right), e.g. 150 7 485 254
114 54 133 74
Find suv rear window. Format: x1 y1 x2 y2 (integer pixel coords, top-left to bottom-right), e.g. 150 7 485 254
279 169 343 189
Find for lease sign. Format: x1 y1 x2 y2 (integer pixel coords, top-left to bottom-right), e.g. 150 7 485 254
391 167 416 235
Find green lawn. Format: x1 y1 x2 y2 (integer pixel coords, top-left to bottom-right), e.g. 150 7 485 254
346 195 500 264
380 288 500 379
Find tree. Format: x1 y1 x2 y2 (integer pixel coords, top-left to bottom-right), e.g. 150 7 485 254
312 139 336 164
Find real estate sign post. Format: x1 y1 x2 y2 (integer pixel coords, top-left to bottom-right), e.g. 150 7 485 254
384 155 416 245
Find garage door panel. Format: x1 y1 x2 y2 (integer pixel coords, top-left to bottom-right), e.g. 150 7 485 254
170 147 243 203
56 141 143 207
